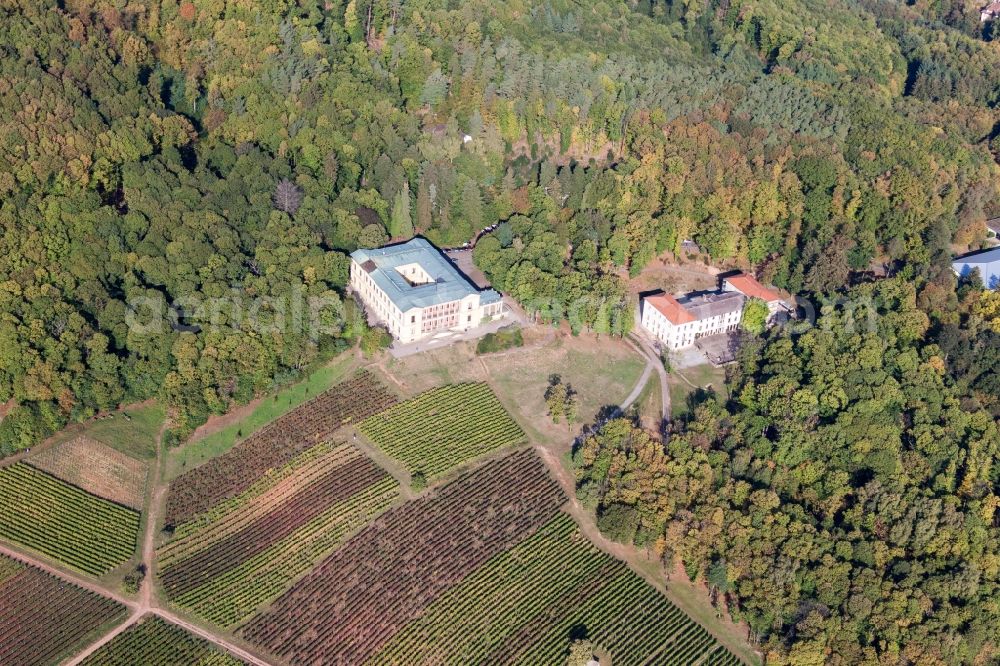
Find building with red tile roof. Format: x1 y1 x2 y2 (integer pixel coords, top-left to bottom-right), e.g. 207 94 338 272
722 273 782 303
722 272 791 318
641 290 744 350
644 293 695 325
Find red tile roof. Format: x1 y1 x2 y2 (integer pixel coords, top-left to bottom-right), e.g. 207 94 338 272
725 274 782 303
646 293 695 325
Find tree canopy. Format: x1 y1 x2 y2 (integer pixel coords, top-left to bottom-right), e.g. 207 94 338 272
575 278 1000 662
1 0 999 462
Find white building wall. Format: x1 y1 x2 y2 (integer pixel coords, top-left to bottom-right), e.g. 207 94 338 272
641 298 743 350
350 259 506 344
722 280 787 317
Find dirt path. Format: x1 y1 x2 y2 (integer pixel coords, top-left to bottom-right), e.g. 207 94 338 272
63 612 143 666
63 608 274 666
152 609 274 666
626 332 671 427
535 444 755 664
185 395 265 443
671 368 701 390
140 419 169 609
348 429 415 501
184 355 363 446
619 358 655 411
535 446 643 565
37 419 279 666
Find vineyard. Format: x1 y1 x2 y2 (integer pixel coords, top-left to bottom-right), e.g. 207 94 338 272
166 370 398 526
0 554 126 666
368 513 739 665
237 449 739 665
159 442 398 626
359 382 525 481
79 615 246 665
240 449 566 664
506 559 732 665
27 436 148 510
0 463 140 575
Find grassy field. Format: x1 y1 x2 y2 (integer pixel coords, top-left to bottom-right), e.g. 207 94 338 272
165 355 356 481
48 403 165 461
669 362 728 418
635 371 662 430
379 330 646 446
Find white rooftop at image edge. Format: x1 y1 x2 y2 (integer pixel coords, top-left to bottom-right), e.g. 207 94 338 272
953 246 1000 290
350 237 502 312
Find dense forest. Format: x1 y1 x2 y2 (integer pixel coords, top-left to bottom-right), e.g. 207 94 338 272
2 0 999 448
576 279 1000 663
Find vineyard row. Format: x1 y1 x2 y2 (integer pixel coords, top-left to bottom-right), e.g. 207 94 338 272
240 449 565 664
0 554 126 666
0 463 139 575
166 369 398 526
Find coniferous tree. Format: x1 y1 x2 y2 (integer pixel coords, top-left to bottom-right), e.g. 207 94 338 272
389 181 413 239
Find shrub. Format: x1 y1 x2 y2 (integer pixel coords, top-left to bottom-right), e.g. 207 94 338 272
596 503 640 544
122 564 146 595
476 327 524 355
361 326 392 357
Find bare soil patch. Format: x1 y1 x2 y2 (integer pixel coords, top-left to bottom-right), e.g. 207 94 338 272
185 396 265 444
629 256 720 295
27 437 148 510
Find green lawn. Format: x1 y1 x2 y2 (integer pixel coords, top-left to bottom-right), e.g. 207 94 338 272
49 403 165 461
377 332 646 447
634 371 662 428
483 336 646 430
374 326 640 443
668 363 728 418
165 355 356 481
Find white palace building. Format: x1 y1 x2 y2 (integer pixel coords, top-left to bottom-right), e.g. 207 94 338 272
349 238 505 344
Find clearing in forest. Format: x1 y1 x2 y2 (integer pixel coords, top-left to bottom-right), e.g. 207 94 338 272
165 370 398 526
28 436 148 510
158 441 398 627
0 463 139 575
240 449 739 665
79 615 246 666
359 382 525 481
0 554 126 666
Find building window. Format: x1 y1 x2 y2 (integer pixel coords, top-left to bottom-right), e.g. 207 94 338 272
411 315 416 323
